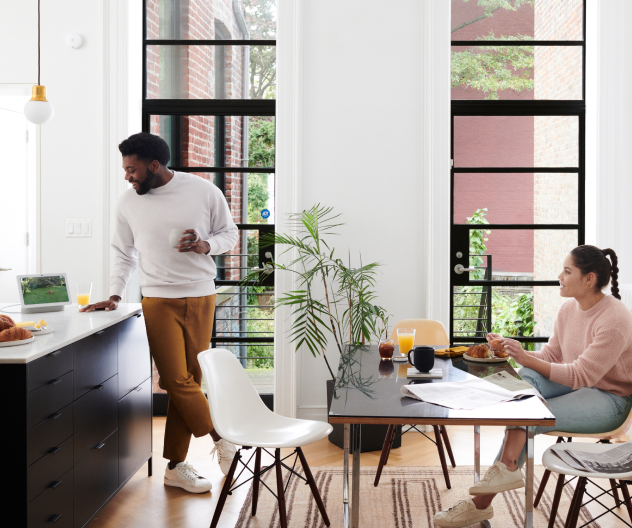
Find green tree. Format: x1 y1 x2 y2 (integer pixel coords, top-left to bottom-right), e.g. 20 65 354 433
466 208 491 280
452 0 535 100
243 0 276 100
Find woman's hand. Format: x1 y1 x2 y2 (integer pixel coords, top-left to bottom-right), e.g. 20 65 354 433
486 333 503 344
499 338 532 366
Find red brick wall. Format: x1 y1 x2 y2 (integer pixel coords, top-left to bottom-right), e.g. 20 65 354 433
533 0 583 337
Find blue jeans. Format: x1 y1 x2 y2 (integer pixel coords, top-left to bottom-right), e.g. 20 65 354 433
495 368 632 468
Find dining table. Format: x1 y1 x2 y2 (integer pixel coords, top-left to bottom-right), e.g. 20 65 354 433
328 345 556 528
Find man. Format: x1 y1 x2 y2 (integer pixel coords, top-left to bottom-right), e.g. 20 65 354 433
83 132 239 494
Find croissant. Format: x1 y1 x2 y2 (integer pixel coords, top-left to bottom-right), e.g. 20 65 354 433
0 315 16 332
0 326 33 342
467 344 491 358
490 339 509 358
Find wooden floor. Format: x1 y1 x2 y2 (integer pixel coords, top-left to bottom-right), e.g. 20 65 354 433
90 418 630 528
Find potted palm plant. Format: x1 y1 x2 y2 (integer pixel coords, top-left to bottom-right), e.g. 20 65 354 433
243 205 400 451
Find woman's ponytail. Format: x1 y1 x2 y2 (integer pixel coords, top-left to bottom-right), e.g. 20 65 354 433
570 245 621 299
602 248 621 300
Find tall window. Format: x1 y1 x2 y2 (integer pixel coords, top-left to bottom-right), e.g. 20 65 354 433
142 0 277 397
450 0 586 351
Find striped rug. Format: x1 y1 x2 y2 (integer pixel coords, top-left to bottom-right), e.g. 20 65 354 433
235 465 599 528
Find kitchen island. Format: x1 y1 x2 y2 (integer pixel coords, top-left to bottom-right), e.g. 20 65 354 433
0 303 152 528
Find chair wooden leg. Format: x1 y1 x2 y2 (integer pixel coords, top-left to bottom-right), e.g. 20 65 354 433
374 425 395 487
611 478 622 506
251 448 262 517
564 477 587 528
433 425 451 489
275 448 288 528
210 450 241 528
535 437 563 508
297 447 330 527
383 424 397 466
547 472 566 528
620 480 632 524
439 425 456 468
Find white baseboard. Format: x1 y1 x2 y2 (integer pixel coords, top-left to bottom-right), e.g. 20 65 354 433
297 405 328 422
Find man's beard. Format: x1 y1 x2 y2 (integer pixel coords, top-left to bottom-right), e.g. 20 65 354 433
134 168 158 195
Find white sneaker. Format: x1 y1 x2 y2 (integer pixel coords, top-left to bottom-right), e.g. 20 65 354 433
211 438 237 476
434 499 493 528
164 462 212 493
469 461 525 495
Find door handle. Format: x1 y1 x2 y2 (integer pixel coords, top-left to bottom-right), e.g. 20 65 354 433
0 268 11 271
454 264 478 275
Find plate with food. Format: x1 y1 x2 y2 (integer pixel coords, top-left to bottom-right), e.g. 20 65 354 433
0 315 36 347
463 341 510 363
16 319 53 336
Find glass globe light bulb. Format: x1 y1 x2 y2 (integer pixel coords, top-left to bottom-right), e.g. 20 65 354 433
24 86 54 125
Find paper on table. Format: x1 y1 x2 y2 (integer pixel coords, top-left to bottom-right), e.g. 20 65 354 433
400 377 534 410
551 443 632 474
483 371 535 393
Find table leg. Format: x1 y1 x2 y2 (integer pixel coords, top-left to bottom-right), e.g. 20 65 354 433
352 424 361 528
344 424 350 528
474 425 481 483
525 426 535 528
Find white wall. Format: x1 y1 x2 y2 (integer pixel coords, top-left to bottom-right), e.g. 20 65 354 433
0 0 138 301
283 0 450 420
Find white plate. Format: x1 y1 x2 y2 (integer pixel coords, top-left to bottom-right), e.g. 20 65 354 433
0 336 35 347
23 326 53 336
463 352 508 364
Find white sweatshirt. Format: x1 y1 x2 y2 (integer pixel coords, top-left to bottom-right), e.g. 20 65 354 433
110 172 239 299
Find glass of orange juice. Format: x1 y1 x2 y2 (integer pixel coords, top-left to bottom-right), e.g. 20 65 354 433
76 282 92 309
397 328 416 357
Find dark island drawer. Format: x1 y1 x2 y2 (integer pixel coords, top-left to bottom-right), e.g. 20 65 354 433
74 430 118 528
74 374 118 464
27 371 74 429
27 403 73 466
27 466 73 528
27 435 74 503
118 313 150 399
27 345 73 393
74 325 118 400
119 378 152 486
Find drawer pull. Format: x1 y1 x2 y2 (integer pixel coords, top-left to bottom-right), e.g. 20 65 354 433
48 446 61 455
48 514 62 523
95 330 105 335
49 412 62 421
48 377 62 386
49 480 62 489
95 384 105 391
135 313 142 318
49 350 61 358
94 442 106 450
135 385 143 392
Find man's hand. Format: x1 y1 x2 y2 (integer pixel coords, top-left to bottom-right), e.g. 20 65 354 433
177 229 210 255
486 332 503 344
81 295 121 313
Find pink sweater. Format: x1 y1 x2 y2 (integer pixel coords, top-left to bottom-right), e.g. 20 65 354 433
535 295 632 397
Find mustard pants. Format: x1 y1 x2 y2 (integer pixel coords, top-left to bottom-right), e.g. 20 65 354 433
142 295 216 461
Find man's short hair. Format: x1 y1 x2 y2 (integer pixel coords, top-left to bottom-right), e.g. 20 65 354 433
119 132 171 166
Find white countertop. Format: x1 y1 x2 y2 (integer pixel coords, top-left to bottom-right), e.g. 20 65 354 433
0 303 142 364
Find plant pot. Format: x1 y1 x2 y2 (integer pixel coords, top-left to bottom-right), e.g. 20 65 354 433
326 379 402 453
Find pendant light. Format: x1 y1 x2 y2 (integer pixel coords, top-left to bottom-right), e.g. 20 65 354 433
24 0 54 124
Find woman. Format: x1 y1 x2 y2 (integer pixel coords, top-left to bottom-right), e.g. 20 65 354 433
434 245 632 528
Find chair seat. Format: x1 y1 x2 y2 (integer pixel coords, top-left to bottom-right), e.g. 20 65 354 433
220 413 333 449
542 442 632 480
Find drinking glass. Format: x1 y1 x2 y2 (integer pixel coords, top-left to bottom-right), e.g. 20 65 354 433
378 338 395 360
397 328 416 356
76 282 92 309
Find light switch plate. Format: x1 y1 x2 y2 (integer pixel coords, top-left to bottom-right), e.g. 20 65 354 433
66 219 92 238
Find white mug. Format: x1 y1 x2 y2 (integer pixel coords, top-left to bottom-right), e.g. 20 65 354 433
169 228 199 249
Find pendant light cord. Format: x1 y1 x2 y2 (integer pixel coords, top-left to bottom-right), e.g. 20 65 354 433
38 0 41 86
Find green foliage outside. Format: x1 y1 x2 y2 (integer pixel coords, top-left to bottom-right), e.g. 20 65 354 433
467 208 491 280
452 0 535 100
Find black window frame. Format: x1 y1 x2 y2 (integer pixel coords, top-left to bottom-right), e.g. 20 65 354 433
141 0 276 365
449 3 587 346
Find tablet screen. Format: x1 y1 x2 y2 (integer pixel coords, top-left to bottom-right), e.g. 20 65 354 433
20 275 70 305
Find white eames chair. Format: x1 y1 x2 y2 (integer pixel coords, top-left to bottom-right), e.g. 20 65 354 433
542 442 632 528
199 348 333 528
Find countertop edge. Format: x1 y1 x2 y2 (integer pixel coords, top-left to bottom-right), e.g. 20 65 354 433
0 306 142 364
